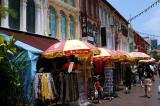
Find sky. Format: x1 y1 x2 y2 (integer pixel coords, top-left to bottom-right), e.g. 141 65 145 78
107 0 160 44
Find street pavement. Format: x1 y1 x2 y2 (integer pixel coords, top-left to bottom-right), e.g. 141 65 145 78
92 76 160 106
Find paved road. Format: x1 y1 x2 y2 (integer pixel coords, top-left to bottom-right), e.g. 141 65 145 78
92 76 160 106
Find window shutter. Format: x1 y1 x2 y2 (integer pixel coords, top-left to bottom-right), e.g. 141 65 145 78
49 6 56 38
26 0 35 33
70 0 74 7
70 16 74 40
61 11 66 40
9 0 20 30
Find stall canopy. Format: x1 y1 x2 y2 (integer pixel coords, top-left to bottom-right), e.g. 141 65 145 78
129 52 150 60
0 27 59 51
0 32 43 102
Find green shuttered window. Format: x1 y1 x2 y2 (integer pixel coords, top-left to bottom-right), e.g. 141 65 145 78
49 6 56 38
70 16 74 39
26 0 35 33
9 0 20 30
61 11 66 40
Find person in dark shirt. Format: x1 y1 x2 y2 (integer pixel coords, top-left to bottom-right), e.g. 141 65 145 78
158 63 160 78
143 64 153 98
138 64 145 87
124 63 132 94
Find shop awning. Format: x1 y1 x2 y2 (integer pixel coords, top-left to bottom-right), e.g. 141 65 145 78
0 27 59 51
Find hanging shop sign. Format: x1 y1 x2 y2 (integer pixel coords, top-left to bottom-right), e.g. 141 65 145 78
80 13 87 37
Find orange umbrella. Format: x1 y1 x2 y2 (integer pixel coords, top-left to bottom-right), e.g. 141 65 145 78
42 39 100 59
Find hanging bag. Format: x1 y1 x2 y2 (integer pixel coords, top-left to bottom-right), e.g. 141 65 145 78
94 90 98 99
158 85 160 94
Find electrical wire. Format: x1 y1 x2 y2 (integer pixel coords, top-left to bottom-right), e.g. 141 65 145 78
128 0 160 22
137 31 160 38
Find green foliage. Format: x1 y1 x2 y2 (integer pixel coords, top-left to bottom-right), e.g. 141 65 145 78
152 53 160 60
0 35 28 105
0 5 17 18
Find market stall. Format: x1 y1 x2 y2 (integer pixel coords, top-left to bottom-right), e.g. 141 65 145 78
40 39 100 105
92 48 127 99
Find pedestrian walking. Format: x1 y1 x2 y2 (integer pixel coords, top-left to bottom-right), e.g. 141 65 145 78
158 63 160 78
138 63 145 87
143 64 153 98
124 63 132 94
131 64 138 86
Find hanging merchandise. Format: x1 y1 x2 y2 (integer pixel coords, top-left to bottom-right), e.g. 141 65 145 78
33 73 58 105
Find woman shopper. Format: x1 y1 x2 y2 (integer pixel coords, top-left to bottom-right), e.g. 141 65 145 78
143 64 153 98
94 76 103 103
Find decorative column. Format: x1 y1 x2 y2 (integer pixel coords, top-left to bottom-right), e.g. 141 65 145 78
66 15 70 40
74 0 78 8
66 0 70 4
40 0 46 35
1 0 9 28
20 0 27 31
56 11 61 40
35 0 41 34
44 0 48 35
74 19 79 39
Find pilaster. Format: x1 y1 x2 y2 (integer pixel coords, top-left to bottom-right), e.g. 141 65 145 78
35 0 41 34
20 0 27 31
74 19 79 39
66 15 70 40
56 11 61 40
74 0 78 8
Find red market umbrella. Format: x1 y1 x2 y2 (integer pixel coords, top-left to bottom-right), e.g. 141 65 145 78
93 48 124 61
42 39 100 59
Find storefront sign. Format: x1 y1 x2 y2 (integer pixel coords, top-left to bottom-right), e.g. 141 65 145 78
103 67 114 95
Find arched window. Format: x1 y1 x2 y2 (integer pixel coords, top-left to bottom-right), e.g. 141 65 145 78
70 0 74 7
70 16 74 40
49 6 56 38
9 0 20 30
60 11 66 40
26 0 35 33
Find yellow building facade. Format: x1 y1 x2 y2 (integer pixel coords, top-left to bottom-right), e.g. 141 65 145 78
46 0 79 40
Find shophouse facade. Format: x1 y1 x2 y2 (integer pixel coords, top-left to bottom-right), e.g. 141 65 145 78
128 27 135 52
79 0 100 46
0 0 79 41
0 0 48 35
99 0 129 51
134 31 150 53
0 0 60 50
48 0 79 40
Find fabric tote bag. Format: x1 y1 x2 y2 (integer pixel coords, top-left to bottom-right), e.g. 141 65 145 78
158 85 160 94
